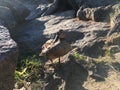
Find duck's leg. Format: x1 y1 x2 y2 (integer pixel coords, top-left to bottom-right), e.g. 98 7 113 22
58 57 61 65
47 59 55 67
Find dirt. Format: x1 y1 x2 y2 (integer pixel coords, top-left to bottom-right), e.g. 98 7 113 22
84 65 120 90
82 53 120 90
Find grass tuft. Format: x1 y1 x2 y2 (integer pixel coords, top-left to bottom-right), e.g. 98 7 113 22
15 54 44 84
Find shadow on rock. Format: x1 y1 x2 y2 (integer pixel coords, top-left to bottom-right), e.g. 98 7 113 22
93 61 109 82
44 57 88 90
10 19 47 53
64 30 85 44
77 40 105 58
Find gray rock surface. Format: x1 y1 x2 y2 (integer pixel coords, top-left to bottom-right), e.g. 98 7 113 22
19 0 52 20
77 3 120 37
0 0 30 23
44 60 88 90
77 4 120 22
0 6 16 29
106 33 120 46
0 24 18 90
41 0 119 17
108 12 120 36
109 45 120 54
85 0 119 7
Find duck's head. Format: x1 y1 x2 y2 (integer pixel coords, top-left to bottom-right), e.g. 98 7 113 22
39 45 47 56
57 30 66 39
53 29 66 42
39 39 53 56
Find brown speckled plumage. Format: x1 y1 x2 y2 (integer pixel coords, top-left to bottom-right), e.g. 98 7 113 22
40 30 72 64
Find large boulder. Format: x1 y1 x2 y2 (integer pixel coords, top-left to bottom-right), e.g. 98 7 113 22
0 0 30 23
0 24 18 90
22 0 53 20
40 0 119 16
77 4 120 22
0 6 16 29
85 0 119 7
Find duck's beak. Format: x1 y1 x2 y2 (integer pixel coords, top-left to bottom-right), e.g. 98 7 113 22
39 51 47 56
39 52 44 56
39 52 43 56
53 34 59 43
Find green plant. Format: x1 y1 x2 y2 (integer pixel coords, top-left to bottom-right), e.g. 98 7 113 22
73 52 96 69
15 55 44 83
73 52 87 61
105 48 111 57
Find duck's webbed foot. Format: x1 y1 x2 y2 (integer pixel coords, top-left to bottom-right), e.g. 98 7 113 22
44 59 54 67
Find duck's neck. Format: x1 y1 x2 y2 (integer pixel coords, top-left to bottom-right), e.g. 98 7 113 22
53 34 66 43
53 35 59 43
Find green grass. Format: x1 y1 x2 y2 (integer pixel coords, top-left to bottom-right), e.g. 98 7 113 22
105 49 111 56
15 50 44 84
72 52 92 68
73 52 87 61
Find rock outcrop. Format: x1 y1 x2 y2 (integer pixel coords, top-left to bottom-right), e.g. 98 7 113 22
0 6 16 29
0 0 30 25
76 4 120 24
41 0 119 16
20 0 52 20
0 24 18 90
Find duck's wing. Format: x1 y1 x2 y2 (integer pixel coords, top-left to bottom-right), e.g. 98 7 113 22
47 41 72 57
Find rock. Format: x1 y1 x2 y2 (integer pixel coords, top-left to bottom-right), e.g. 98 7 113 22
41 0 119 16
42 56 88 90
85 0 119 7
77 3 120 33
77 4 116 22
0 24 18 90
109 45 120 54
93 5 112 22
26 6 47 21
0 6 16 29
110 4 120 29
77 3 120 42
106 33 120 46
41 0 78 16
20 0 51 20
107 4 120 36
0 0 30 23
114 52 120 62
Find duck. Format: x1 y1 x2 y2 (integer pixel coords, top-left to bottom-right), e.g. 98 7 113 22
40 30 72 64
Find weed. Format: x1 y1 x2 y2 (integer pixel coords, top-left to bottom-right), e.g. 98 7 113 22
15 54 44 83
73 52 87 61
